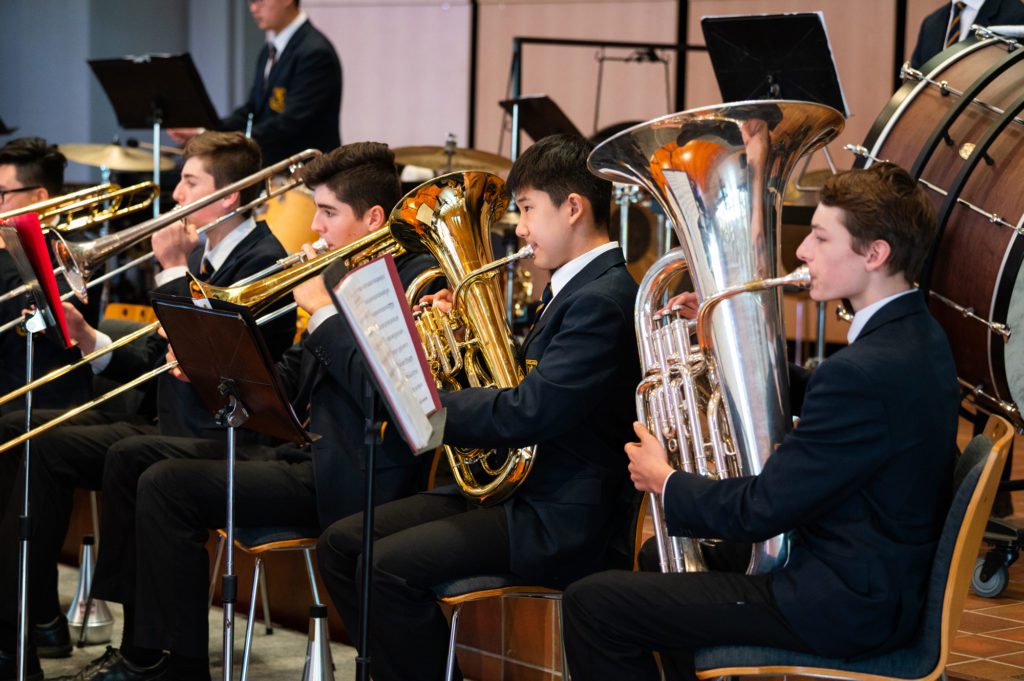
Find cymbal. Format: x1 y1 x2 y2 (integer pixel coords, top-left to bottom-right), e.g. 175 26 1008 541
393 146 512 174
59 144 175 172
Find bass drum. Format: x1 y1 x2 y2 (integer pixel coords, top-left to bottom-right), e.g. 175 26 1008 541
257 179 318 254
857 33 1024 425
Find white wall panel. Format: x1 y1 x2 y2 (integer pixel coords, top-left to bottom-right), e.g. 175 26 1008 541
306 0 472 148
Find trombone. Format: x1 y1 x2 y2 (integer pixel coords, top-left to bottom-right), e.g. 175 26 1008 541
0 217 406 455
53 148 321 302
0 181 159 305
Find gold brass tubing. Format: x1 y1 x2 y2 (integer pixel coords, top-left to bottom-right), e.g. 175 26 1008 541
0 363 173 456
0 321 159 409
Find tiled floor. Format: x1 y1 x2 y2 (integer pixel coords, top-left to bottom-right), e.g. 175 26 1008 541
948 419 1024 681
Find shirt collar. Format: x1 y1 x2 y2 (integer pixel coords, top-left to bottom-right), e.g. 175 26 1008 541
268 11 307 56
549 241 619 299
846 288 915 343
203 216 258 272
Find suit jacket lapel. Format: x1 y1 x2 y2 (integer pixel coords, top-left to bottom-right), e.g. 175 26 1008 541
522 248 625 351
856 290 925 341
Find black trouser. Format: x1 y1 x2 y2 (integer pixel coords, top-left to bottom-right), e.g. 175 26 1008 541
562 567 813 681
0 410 155 643
133 456 319 657
90 435 232 606
316 492 510 681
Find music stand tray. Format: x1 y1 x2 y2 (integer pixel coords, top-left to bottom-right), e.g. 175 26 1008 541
89 53 219 129
499 95 583 142
151 294 310 445
701 12 849 117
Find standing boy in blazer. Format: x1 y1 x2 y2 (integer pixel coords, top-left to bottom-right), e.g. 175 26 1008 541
561 162 961 681
170 0 342 166
315 133 641 681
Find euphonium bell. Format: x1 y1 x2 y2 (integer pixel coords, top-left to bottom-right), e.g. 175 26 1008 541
389 171 535 506
589 101 844 574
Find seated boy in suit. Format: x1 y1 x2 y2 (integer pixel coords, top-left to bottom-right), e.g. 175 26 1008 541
79 142 439 681
314 132 642 681
0 131 293 681
561 162 961 681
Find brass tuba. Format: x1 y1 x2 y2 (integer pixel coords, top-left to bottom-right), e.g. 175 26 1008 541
589 101 844 574
389 171 535 506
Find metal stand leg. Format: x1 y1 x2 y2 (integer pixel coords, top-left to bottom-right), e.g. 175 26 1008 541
239 557 263 681
444 605 462 681
16 310 44 681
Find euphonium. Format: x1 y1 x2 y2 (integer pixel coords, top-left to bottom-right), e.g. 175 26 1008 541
389 171 535 506
589 101 844 574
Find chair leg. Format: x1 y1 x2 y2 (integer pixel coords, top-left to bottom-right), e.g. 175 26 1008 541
208 534 225 609
303 548 322 605
556 599 570 681
445 603 463 681
259 561 273 635
240 556 263 681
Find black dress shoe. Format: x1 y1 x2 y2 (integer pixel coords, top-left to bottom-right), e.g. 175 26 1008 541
70 655 166 681
55 646 120 681
0 648 44 681
33 615 71 658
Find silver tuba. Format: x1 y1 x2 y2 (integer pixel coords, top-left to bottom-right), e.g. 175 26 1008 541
589 101 844 574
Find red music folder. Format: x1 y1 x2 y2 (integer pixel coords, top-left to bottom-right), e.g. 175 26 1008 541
0 213 72 347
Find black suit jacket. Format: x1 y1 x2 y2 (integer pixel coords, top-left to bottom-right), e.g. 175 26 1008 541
911 0 1024 68
274 252 439 528
102 221 295 439
439 248 640 588
664 292 960 658
221 20 342 165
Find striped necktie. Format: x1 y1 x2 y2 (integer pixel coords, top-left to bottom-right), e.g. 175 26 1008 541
946 1 967 48
262 44 277 93
530 283 553 331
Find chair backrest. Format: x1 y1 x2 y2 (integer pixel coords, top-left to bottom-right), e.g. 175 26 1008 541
912 415 1011 673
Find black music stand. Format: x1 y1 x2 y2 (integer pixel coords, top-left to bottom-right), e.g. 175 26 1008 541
89 53 219 215
701 13 848 117
499 95 583 145
2 213 72 681
152 294 310 681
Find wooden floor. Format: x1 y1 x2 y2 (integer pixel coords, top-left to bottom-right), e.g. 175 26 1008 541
937 418 1024 681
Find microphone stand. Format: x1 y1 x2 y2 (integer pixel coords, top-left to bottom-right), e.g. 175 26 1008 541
16 308 46 681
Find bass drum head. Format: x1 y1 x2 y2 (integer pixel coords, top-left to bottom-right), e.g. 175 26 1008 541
858 34 1024 423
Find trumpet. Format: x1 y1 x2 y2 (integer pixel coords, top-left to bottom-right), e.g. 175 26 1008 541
0 181 158 234
53 149 321 302
0 181 159 306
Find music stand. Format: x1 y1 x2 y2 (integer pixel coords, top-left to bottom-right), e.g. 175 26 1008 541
499 95 583 148
88 53 219 216
152 294 310 681
2 213 72 681
701 13 849 117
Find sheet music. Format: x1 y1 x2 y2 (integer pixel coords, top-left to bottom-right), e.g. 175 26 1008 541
333 254 440 451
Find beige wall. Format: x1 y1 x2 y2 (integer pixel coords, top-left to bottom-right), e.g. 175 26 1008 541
307 0 950 171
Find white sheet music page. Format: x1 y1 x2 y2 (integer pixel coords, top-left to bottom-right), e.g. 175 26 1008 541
332 254 440 451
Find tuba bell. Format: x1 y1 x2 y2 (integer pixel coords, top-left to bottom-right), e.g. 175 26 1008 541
589 100 844 574
389 171 535 506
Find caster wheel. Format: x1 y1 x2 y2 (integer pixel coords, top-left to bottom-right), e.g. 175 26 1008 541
972 557 1009 598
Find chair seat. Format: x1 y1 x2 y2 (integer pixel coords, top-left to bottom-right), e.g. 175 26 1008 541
433 573 559 602
219 526 320 552
695 644 933 679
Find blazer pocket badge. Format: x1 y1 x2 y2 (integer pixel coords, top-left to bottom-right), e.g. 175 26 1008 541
270 87 287 113
525 359 538 374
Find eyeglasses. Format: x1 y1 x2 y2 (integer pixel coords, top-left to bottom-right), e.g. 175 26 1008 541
0 186 41 203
